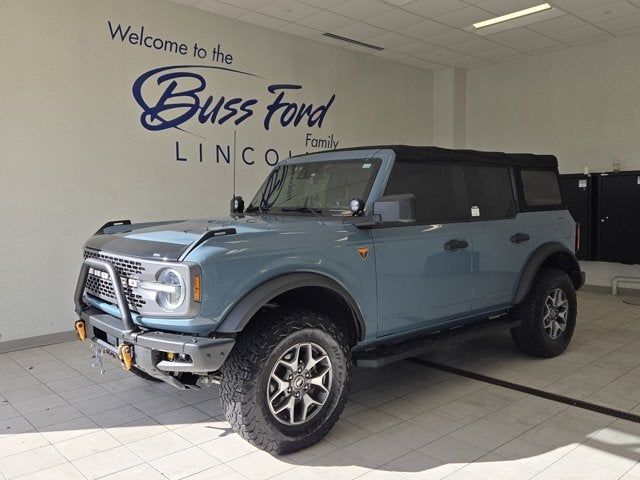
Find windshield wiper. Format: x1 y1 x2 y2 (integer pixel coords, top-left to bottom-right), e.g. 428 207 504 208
281 207 325 223
246 205 269 213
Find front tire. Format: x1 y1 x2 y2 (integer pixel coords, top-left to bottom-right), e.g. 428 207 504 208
510 268 577 358
220 307 351 455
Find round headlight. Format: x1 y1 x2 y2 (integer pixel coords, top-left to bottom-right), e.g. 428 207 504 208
157 268 186 311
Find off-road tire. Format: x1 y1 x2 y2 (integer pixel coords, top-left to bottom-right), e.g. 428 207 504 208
220 307 351 455
510 268 576 358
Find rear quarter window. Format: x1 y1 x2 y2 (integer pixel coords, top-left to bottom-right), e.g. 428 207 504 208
520 169 562 207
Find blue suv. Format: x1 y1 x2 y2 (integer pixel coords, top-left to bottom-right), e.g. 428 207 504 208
74 145 584 454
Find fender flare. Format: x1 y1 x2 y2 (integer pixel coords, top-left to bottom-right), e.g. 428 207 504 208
215 272 366 340
513 243 582 305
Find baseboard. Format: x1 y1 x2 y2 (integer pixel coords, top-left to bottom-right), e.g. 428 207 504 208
0 331 77 354
581 284 640 297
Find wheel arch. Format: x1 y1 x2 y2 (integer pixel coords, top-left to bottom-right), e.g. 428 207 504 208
513 242 584 305
215 272 366 345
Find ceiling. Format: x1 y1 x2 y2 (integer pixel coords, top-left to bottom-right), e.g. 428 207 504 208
167 0 640 70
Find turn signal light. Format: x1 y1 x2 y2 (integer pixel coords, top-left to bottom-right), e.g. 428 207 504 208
166 352 176 361
193 275 202 303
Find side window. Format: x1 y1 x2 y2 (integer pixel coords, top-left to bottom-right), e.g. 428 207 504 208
384 161 459 223
463 165 515 220
520 169 562 207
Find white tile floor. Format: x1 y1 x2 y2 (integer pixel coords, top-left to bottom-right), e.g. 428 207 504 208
1 291 640 480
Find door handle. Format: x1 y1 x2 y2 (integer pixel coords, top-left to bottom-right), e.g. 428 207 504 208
444 239 469 251
510 233 530 244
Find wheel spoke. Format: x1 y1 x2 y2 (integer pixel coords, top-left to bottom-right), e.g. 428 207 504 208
269 374 289 402
305 353 329 371
300 393 321 422
274 395 295 416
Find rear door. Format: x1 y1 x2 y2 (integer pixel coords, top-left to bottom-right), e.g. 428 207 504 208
463 165 531 310
372 160 473 336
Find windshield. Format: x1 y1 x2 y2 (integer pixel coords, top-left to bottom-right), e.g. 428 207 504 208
247 158 381 216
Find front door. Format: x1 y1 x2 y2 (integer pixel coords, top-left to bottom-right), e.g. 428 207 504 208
372 161 473 337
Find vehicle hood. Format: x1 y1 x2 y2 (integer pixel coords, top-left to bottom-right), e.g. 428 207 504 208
84 215 341 261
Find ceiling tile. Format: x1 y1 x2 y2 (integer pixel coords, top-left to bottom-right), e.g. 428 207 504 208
277 22 320 37
548 0 620 13
257 0 320 21
575 1 640 23
498 52 530 62
171 0 200 6
329 21 385 40
473 45 520 60
614 24 640 35
392 40 439 54
402 0 468 18
424 29 478 46
451 37 499 53
547 24 612 42
312 34 350 48
532 44 571 54
511 35 563 51
329 0 394 20
485 27 542 44
366 9 425 29
297 10 356 30
341 42 377 53
442 55 491 68
398 56 446 70
382 0 415 5
397 19 453 39
366 31 415 47
217 0 273 9
194 0 249 17
416 46 462 61
528 14 589 35
237 11 289 28
475 0 550 15
569 33 614 45
596 11 640 31
297 0 346 7
433 5 493 28
371 50 410 60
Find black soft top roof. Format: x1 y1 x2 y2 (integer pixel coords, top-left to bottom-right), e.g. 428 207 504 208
306 145 557 169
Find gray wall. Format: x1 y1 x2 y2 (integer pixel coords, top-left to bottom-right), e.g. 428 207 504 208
0 0 434 342
464 33 640 288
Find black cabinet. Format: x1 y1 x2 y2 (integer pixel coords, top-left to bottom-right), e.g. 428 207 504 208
560 174 596 260
597 171 640 264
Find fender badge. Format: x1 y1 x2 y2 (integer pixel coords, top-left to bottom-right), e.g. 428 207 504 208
357 247 369 260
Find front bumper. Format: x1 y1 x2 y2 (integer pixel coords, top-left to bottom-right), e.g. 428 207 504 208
75 257 234 389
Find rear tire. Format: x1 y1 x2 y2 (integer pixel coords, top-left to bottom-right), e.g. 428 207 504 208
510 268 576 358
220 307 351 455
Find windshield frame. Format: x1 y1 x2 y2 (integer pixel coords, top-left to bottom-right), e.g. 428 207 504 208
246 151 392 217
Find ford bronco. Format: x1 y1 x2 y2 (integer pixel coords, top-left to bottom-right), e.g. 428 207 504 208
74 145 584 454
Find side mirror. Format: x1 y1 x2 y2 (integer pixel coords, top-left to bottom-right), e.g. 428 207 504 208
373 194 416 223
230 195 245 214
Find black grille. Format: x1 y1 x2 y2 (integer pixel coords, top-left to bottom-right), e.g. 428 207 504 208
83 249 146 311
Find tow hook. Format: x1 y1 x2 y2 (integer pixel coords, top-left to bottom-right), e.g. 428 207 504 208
90 341 106 374
118 344 134 370
74 320 86 341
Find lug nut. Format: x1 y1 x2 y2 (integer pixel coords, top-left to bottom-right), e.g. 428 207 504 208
295 392 300 398
298 368 302 373
287 387 292 393
305 373 310 378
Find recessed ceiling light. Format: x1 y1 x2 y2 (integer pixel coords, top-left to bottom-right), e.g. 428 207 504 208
473 3 552 29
